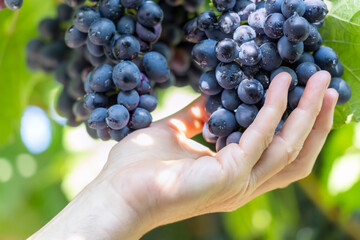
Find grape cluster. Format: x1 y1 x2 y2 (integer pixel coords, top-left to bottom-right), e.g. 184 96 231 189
0 0 23 10
26 0 174 141
186 0 352 151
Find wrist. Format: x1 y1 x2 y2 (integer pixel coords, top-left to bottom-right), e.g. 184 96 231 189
29 175 149 240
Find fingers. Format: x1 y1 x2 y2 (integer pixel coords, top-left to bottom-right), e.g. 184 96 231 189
154 96 208 138
215 73 291 176
251 84 336 193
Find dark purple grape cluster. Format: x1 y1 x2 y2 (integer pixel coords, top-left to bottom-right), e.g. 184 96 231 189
0 0 23 10
26 0 173 141
186 0 351 151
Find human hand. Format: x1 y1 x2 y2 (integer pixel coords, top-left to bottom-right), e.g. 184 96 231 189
30 71 338 240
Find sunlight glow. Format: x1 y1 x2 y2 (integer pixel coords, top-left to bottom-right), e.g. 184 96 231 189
170 119 187 133
131 133 154 146
0 158 13 182
191 106 202 119
20 106 52 154
328 153 360 195
252 209 272 230
16 154 37 178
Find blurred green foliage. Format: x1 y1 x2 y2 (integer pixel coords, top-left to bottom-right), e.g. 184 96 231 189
1 0 360 240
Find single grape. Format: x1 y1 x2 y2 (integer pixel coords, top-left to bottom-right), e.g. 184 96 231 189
191 39 219 68
88 107 108 129
248 8 267 34
221 89 241 111
237 79 264 104
88 18 116 46
99 0 124 22
270 66 298 90
112 35 140 60
136 74 152 95
208 108 237 137
205 26 232 41
226 131 242 145
329 78 351 105
213 0 236 12
199 70 222 96
86 37 104 57
288 86 304 109
106 104 130 130
255 70 271 89
296 62 320 86
235 103 258 128
89 64 114 92
304 31 322 52
303 24 319 46
142 51 170 83
113 61 141 91
197 11 217 31
303 0 328 23
281 0 305 18
39 41 68 72
117 90 140 111
117 15 136 35
283 14 310 43
328 61 344 78
138 95 158 112
203 122 218 143
238 41 262 66
4 0 23 10
129 108 152 129
136 23 162 43
215 62 243 89
215 38 238 63
184 18 207 43
121 0 144 9
205 93 223 115
218 11 241 34
291 52 314 68
264 13 286 39
233 25 257 44
234 0 256 21
97 128 111 141
74 6 101 33
85 92 109 110
314 46 339 72
110 127 131 141
265 0 284 13
277 36 304 63
260 42 282 71
57 3 73 22
136 1 163 28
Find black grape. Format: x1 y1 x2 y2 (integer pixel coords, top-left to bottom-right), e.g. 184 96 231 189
99 0 124 22
136 1 164 28
88 107 108 130
136 23 162 43
328 61 344 78
121 0 144 9
117 90 140 111
191 39 218 68
288 86 304 109
129 108 152 129
215 62 243 89
89 64 114 92
265 0 284 14
215 38 238 63
199 70 222 96
73 100 90 121
113 61 141 90
329 78 352 105
184 18 207 43
208 108 237 137
248 8 267 34
106 104 130 130
237 79 264 104
283 14 310 43
202 122 218 143
74 6 101 33
57 3 73 22
233 0 256 21
213 0 236 12
291 52 314 68
260 42 282 71
86 37 104 57
138 95 158 112
205 26 232 41
88 18 116 46
197 11 217 31
65 25 88 48
38 18 60 41
226 131 242 145
296 62 320 86
85 92 109 110
142 52 170 83
112 35 140 60
218 11 240 34
314 46 339 72
303 0 328 23
221 89 241 111
233 25 257 44
271 66 298 90
238 41 262 66
117 16 136 35
110 127 131 141
205 93 223 115
97 128 111 141
277 36 304 63
304 31 322 52
255 70 271 89
264 13 286 39
235 103 258 128
303 24 319 46
4 0 23 10
281 0 305 18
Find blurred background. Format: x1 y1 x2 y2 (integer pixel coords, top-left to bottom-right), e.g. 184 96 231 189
1 0 360 240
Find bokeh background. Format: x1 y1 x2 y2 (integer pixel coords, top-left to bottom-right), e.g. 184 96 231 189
1 0 360 239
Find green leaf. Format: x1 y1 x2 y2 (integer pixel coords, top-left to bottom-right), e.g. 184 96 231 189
320 1 360 128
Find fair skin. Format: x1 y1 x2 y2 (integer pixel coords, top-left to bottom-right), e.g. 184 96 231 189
29 71 338 240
